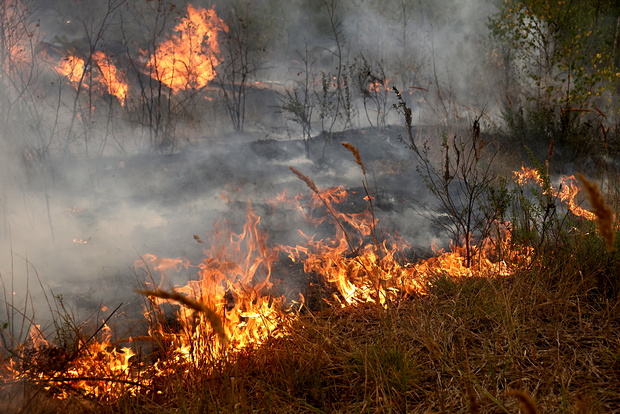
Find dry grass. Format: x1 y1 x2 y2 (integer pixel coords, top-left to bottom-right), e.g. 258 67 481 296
340 142 366 175
231 273 620 413
7 267 618 413
289 166 319 194
3 153 620 413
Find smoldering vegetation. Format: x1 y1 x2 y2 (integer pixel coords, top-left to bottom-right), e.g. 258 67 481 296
1 0 620 412
0 0 490 316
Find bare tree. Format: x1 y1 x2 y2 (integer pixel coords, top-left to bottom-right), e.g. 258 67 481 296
279 41 317 158
216 3 264 132
353 55 392 129
61 0 126 160
316 0 353 139
121 0 180 151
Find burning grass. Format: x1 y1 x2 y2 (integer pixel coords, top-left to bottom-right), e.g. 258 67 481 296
1 149 620 412
7 272 617 413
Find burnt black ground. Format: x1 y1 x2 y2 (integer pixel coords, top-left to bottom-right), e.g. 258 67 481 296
4 126 443 328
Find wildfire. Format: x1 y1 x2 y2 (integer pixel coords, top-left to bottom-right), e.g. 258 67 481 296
513 165 543 186
368 78 391 93
557 175 597 220
280 186 521 307
5 163 603 403
56 51 128 105
92 51 128 105
138 205 290 365
10 323 143 401
513 166 596 220
57 54 85 83
146 5 228 93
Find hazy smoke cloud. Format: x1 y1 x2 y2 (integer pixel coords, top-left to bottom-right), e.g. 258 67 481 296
0 0 497 323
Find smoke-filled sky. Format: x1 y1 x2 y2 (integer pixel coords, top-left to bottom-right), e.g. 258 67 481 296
0 0 500 325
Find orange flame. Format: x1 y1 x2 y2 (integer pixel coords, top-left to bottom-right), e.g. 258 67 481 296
3 186 536 400
513 165 543 186
514 166 596 220
57 54 85 83
140 205 289 366
8 323 143 401
146 5 228 93
92 51 128 105
557 175 597 220
56 52 128 105
280 187 523 307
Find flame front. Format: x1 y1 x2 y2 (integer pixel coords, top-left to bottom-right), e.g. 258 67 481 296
281 187 519 307
92 51 128 105
56 52 128 105
139 205 288 369
146 5 228 93
4 166 601 402
514 166 596 220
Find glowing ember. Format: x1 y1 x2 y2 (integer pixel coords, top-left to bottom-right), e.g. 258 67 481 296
368 78 391 93
146 5 228 93
72 238 90 246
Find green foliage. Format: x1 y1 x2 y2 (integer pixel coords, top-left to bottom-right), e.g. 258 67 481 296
51 294 81 354
489 0 620 114
489 0 620 170
502 104 605 165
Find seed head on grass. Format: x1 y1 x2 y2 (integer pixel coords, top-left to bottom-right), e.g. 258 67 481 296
138 288 228 346
576 173 616 252
340 142 366 175
289 166 319 194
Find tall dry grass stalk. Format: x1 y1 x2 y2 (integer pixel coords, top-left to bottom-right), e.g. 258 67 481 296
289 166 319 194
137 288 228 346
340 142 377 243
288 165 357 255
340 142 366 175
576 173 616 252
289 160 384 304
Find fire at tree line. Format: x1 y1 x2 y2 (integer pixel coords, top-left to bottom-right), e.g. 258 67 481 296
0 0 620 412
